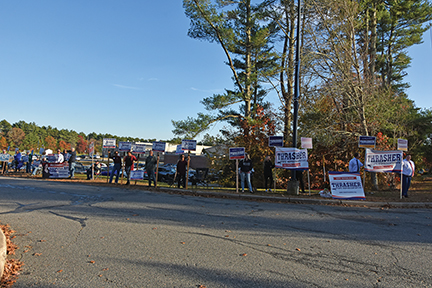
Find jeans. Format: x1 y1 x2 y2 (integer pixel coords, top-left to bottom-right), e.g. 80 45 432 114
177 173 186 188
148 169 156 186
69 162 76 178
241 171 253 192
110 163 122 183
402 174 412 196
26 162 32 173
125 166 132 183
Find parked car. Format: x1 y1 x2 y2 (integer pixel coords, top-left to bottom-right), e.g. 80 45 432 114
74 162 87 174
157 166 176 184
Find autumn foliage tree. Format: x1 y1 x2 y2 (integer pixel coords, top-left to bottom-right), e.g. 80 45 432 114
58 140 70 151
44 136 57 150
7 128 25 149
0 137 7 150
76 135 88 153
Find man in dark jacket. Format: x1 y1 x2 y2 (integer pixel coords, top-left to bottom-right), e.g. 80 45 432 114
124 151 138 185
146 150 157 187
240 153 253 193
263 155 274 192
109 151 122 184
176 154 188 188
68 147 77 178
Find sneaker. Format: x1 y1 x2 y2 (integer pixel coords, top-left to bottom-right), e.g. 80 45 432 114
265 189 268 192
241 190 245 193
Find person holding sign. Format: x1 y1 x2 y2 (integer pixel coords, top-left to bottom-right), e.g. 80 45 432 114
176 154 188 189
146 150 157 187
109 151 122 184
263 155 274 192
240 153 253 193
349 153 363 173
401 154 415 198
1 149 8 174
124 151 138 185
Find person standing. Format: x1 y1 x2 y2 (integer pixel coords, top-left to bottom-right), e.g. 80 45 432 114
349 153 363 173
56 149 64 163
176 154 188 188
240 153 253 193
124 151 138 185
146 150 157 187
263 155 274 192
68 147 77 178
402 154 415 198
1 149 9 174
109 151 122 184
26 150 34 173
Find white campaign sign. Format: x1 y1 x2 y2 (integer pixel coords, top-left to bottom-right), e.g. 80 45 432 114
329 171 365 200
365 149 402 173
275 147 309 170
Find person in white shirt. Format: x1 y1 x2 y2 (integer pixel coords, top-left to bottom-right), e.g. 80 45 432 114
349 153 363 173
56 149 64 163
401 154 415 198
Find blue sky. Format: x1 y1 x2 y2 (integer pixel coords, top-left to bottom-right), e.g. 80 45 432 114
0 1 431 141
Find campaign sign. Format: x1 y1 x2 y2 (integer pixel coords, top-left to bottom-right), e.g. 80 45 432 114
182 139 197 151
329 171 365 200
130 170 144 180
39 148 45 155
21 156 29 162
175 145 184 155
229 147 245 160
301 137 313 149
397 139 408 151
103 138 116 149
0 154 10 162
275 147 309 170
269 136 284 147
48 162 70 178
46 154 58 163
152 141 166 153
89 142 94 155
133 143 146 154
119 141 132 152
359 136 376 149
365 149 402 173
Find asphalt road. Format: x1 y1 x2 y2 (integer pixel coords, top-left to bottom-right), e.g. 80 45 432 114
0 177 431 288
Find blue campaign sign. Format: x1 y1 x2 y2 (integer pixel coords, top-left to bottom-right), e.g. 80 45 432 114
182 139 197 151
152 141 166 153
269 136 284 147
359 136 376 148
175 145 184 155
103 138 116 149
229 147 245 160
0 154 10 162
119 141 132 152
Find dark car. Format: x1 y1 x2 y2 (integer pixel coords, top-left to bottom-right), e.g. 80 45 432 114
157 166 176 184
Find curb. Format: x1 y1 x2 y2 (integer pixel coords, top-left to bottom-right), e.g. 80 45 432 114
158 187 432 208
0 229 6 278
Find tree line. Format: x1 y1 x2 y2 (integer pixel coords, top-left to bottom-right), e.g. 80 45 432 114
0 119 169 154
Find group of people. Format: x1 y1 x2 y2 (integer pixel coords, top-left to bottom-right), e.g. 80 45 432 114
349 152 415 198
107 150 158 186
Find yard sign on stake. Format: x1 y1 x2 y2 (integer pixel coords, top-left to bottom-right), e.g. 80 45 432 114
358 136 376 187
397 139 408 199
301 137 313 195
181 140 197 189
229 147 245 193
